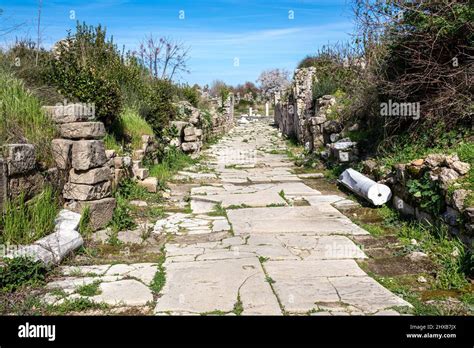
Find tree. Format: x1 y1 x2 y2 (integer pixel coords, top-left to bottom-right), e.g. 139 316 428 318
135 34 190 81
257 69 290 101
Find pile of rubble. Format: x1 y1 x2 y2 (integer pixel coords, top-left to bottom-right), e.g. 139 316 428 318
364 153 472 246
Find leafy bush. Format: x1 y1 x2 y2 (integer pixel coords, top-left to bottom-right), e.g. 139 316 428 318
109 108 154 151
48 22 124 126
148 146 196 189
0 257 48 293
178 85 200 107
407 173 444 215
108 196 136 232
1 186 60 245
140 79 177 136
0 70 58 165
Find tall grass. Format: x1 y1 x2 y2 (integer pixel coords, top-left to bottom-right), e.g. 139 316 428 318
0 70 57 165
148 146 196 188
1 186 60 244
110 108 154 151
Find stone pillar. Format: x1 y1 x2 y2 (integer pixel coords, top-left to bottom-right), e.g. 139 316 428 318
45 104 116 231
265 102 269 117
249 107 253 117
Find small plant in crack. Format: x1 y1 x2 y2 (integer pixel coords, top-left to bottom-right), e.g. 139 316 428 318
208 203 226 217
265 276 275 284
233 295 243 315
75 281 102 297
258 256 269 263
150 251 166 294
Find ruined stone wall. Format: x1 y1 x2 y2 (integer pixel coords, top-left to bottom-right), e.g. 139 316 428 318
170 96 234 157
0 143 62 212
44 104 116 231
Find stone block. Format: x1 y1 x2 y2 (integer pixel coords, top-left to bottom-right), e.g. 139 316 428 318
67 197 116 231
69 167 111 185
195 129 203 137
170 121 188 136
137 177 158 193
184 135 198 142
133 167 149 180
181 142 199 153
51 139 73 170
4 144 36 175
42 104 94 124
184 126 195 137
393 195 415 217
71 140 107 170
63 181 111 201
132 149 145 160
8 171 46 201
59 122 105 139
105 149 116 160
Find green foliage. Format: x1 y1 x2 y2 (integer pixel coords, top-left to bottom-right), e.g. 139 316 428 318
75 281 101 297
110 108 154 151
0 257 48 293
407 173 444 215
0 70 58 165
108 195 136 233
208 203 226 217
114 178 148 201
150 252 166 294
139 79 177 136
148 146 196 189
48 22 124 126
397 222 469 290
178 85 200 107
78 207 93 237
1 186 59 245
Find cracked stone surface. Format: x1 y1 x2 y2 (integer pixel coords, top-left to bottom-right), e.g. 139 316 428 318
42 120 411 316
153 121 411 316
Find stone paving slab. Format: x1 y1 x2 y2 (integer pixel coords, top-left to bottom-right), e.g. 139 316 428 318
227 206 369 235
155 257 281 315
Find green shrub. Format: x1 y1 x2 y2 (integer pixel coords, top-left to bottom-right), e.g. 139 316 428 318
110 108 154 150
407 173 444 215
108 196 136 232
0 70 57 165
178 85 200 107
140 79 177 136
148 146 196 188
48 22 124 126
0 257 48 293
114 178 148 201
1 186 60 245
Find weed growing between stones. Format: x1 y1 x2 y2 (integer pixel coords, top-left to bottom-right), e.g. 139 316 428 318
150 251 166 295
0 257 49 293
208 203 226 217
75 281 102 297
1 186 60 244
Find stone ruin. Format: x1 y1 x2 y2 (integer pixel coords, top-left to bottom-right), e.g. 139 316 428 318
170 96 234 157
274 67 358 164
45 104 116 231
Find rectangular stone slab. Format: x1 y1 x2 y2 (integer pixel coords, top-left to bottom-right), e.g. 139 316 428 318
59 122 105 139
227 206 369 235
155 257 281 315
263 260 367 313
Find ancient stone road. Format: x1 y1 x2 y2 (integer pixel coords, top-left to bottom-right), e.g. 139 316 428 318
42 119 411 315
154 120 411 315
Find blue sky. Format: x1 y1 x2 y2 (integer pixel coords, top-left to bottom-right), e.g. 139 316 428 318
0 0 355 86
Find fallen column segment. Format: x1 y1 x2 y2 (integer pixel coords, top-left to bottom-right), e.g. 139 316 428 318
338 168 392 206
